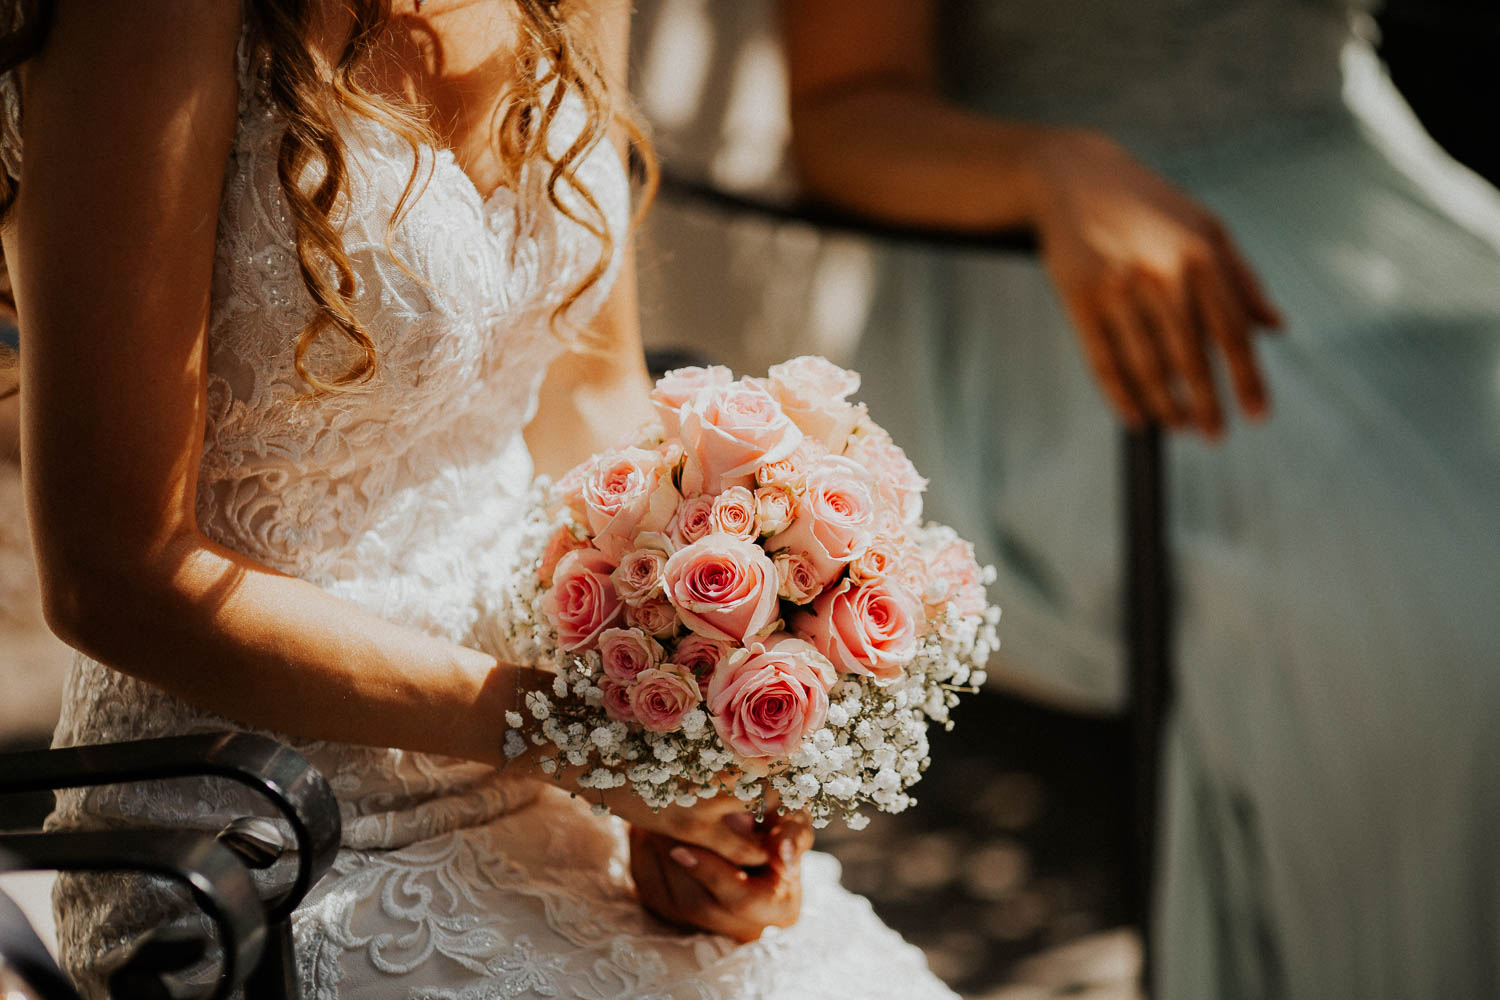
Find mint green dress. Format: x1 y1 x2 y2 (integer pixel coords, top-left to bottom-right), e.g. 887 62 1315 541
850 2 1500 996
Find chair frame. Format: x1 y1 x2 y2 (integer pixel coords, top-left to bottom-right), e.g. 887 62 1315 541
0 731 342 1000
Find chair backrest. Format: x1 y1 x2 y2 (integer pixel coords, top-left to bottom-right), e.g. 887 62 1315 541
0 883 78 1000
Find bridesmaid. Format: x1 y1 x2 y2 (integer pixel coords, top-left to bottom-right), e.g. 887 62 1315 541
783 1 1500 997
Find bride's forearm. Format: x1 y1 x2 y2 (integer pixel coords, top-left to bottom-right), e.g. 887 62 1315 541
42 528 525 767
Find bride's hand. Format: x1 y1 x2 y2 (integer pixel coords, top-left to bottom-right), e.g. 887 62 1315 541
1030 128 1284 438
597 787 775 868
628 811 815 941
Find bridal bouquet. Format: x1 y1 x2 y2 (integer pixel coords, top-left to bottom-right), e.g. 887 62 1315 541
486 357 998 828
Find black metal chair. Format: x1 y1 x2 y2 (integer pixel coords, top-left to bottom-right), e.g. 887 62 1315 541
0 731 342 1000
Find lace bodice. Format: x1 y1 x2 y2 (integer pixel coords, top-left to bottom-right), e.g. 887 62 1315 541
1 20 630 849
942 0 1378 154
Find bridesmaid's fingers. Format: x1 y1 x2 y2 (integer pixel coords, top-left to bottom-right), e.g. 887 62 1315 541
1102 293 1184 428
1189 257 1270 421
1215 230 1285 330
1070 301 1146 430
1136 276 1222 438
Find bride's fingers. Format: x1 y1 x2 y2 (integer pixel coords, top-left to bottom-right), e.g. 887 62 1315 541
767 812 814 873
665 843 758 908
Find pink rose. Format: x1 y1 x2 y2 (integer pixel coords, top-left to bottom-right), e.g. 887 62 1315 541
767 456 878 587
598 627 665 682
650 365 734 437
555 464 590 525
848 538 900 586
628 664 703 733
538 524 588 586
707 635 836 760
754 486 795 537
662 535 781 644
542 548 625 651
844 427 927 528
609 533 675 606
773 550 822 605
670 495 716 545
792 578 921 682
711 487 758 540
582 447 682 563
755 439 828 493
670 634 733 694
600 677 637 723
766 356 862 450
627 595 682 639
924 537 989 617
679 381 803 496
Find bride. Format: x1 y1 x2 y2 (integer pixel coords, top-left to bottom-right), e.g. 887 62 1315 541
0 1 957 997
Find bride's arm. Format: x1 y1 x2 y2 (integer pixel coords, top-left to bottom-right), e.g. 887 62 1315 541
781 0 1283 438
11 2 531 767
524 0 654 480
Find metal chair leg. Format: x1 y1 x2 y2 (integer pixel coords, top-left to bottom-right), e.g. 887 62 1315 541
1124 426 1172 996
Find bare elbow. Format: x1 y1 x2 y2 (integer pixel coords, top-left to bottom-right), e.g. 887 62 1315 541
32 530 195 661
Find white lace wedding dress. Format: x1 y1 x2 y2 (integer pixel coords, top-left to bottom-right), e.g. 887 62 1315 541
0 23 956 1000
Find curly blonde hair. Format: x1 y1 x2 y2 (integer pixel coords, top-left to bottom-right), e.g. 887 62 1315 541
0 0 656 396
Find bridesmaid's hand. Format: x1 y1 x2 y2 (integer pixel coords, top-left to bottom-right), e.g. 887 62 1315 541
629 812 815 941
1030 129 1284 438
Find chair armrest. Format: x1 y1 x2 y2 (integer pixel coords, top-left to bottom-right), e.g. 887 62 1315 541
0 732 341 922
0 834 265 1000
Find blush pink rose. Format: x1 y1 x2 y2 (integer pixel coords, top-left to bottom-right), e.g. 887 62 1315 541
707 635 836 761
792 578 921 682
662 535 781 644
711 487 758 540
678 381 803 496
754 486 795 537
538 524 588 586
755 439 828 493
670 634 734 694
924 537 989 617
600 677 637 723
582 447 681 563
542 548 624 651
555 464 590 525
670 495 716 545
844 427 928 528
773 550 822 605
628 664 703 732
609 533 675 606
650 365 734 437
627 596 682 639
766 356 862 450
767 456 878 587
598 627 665 682
848 538 901 586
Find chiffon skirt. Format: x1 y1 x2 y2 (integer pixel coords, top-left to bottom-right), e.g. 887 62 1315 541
849 108 1500 999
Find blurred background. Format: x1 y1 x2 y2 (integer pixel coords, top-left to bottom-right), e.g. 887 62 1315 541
2 1 1498 997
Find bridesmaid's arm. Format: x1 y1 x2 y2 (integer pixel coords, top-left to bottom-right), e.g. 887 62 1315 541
781 0 1283 437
